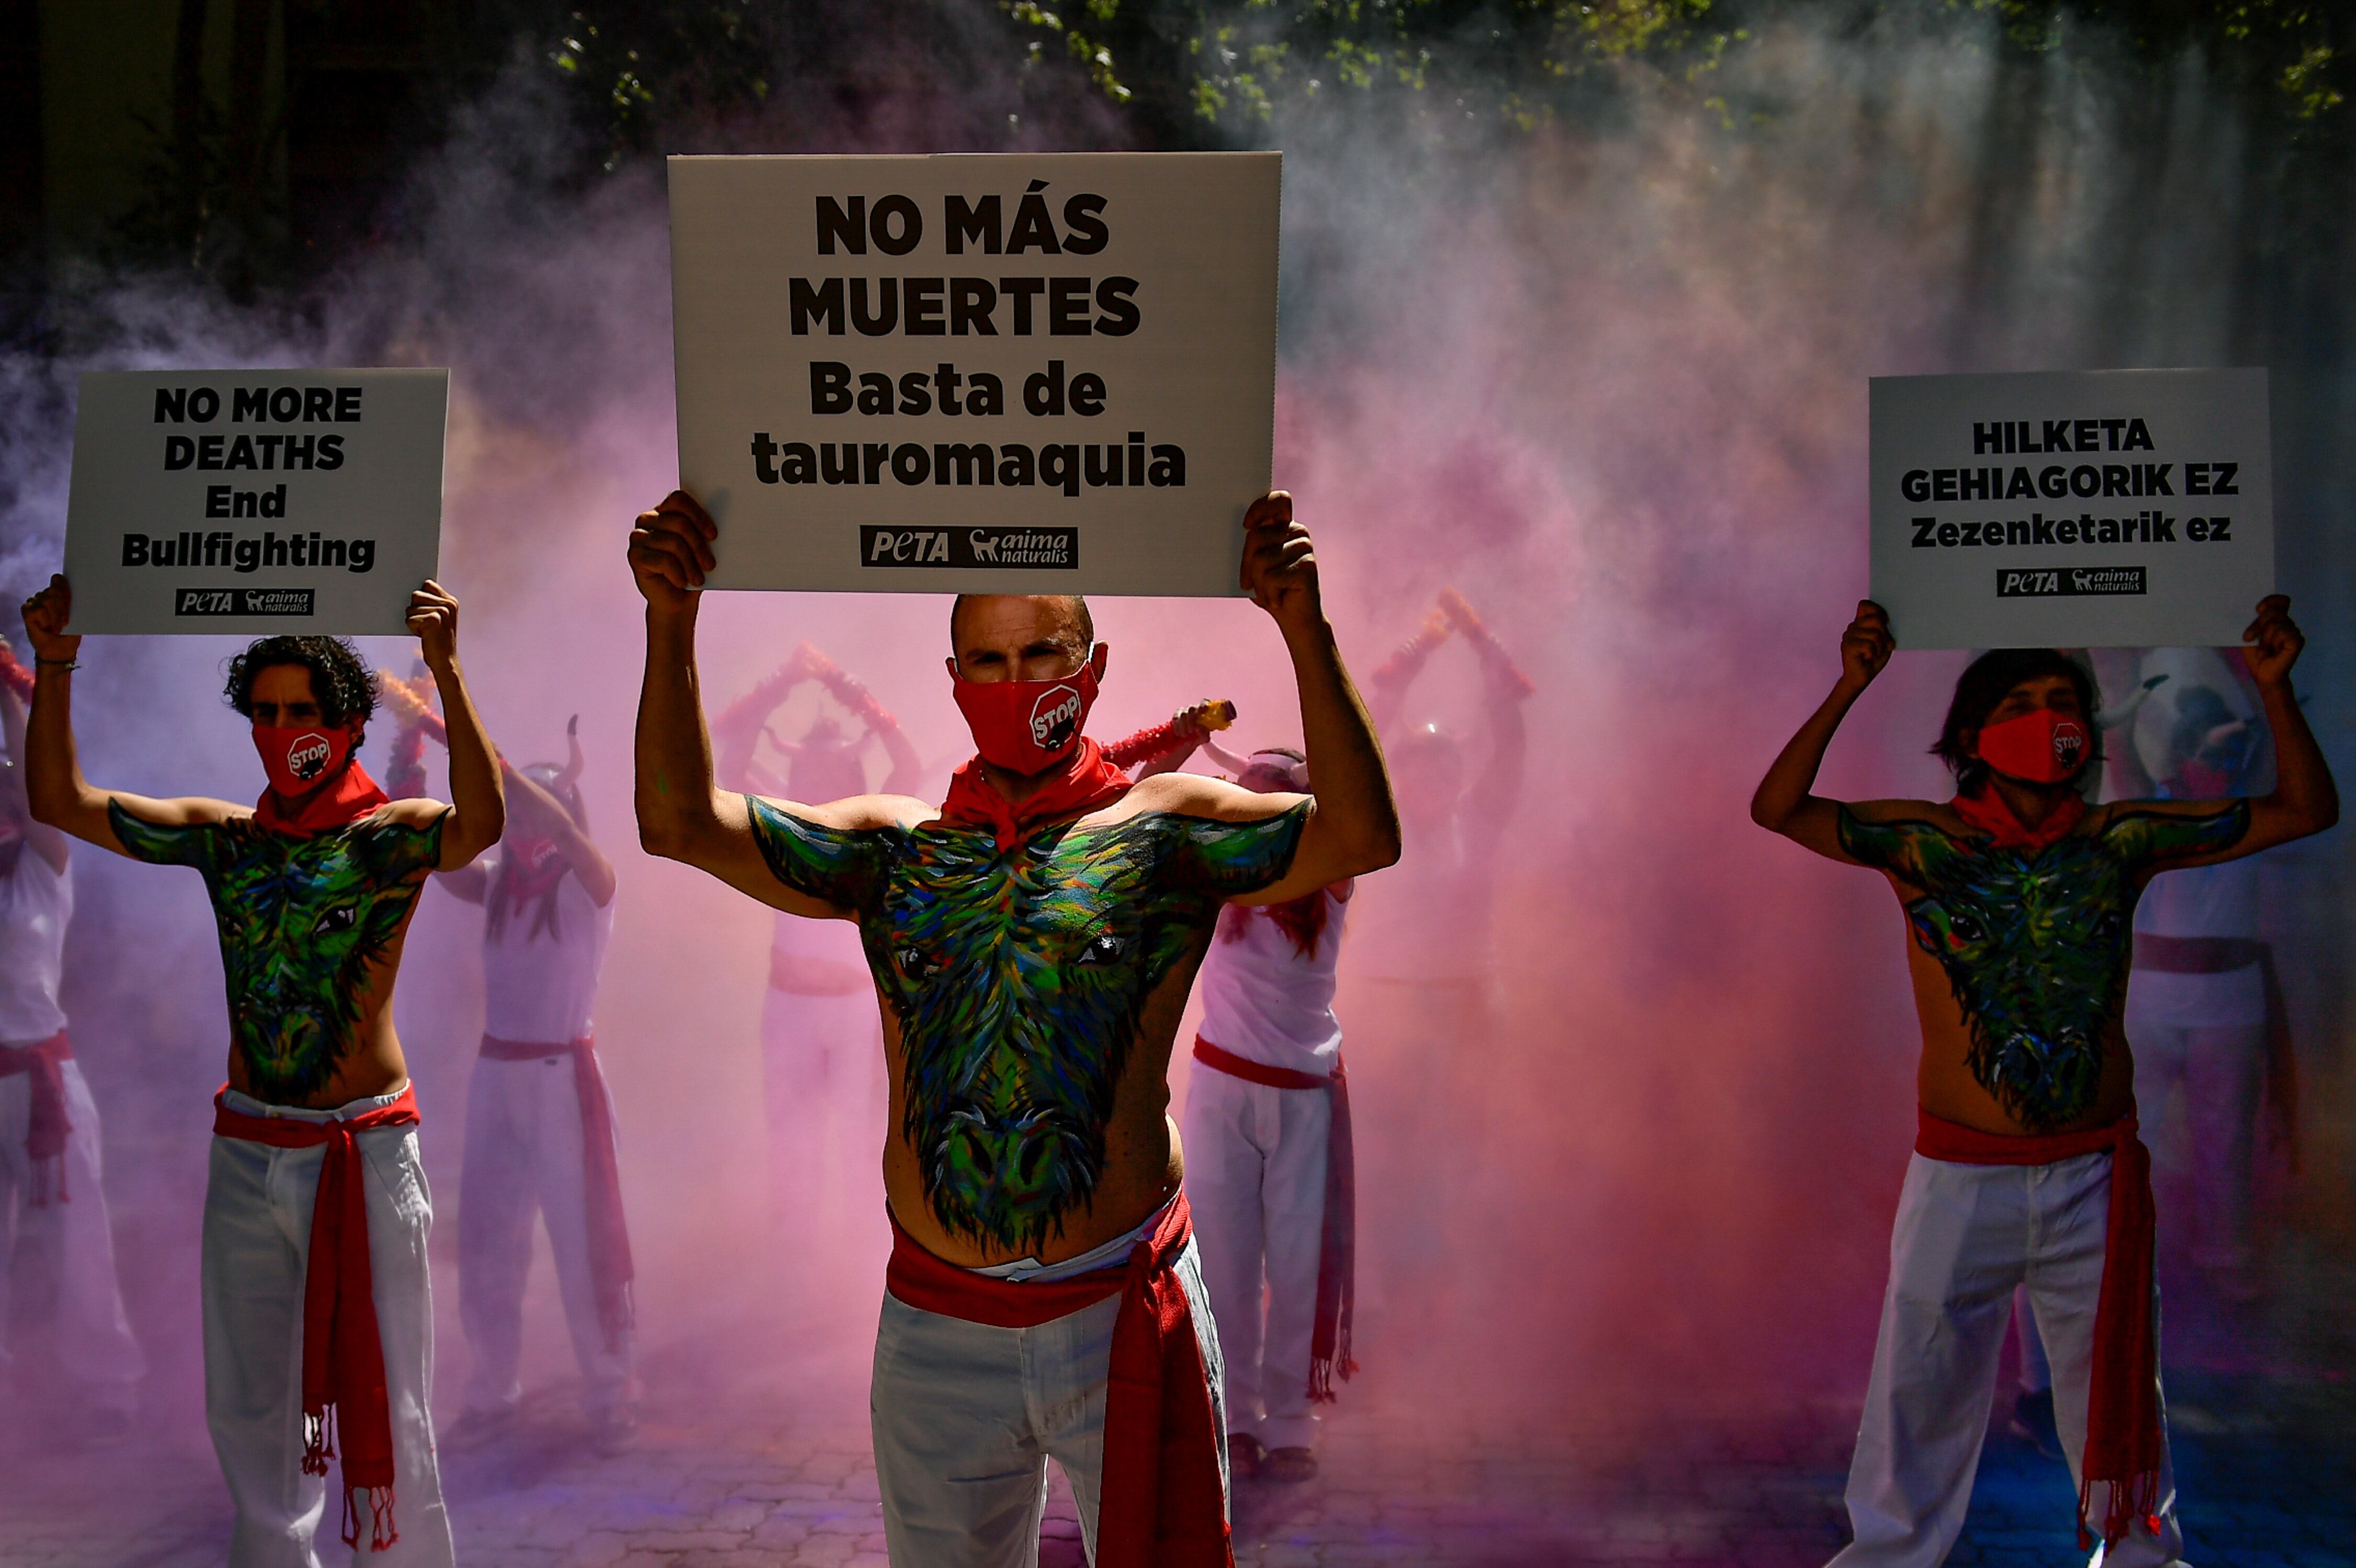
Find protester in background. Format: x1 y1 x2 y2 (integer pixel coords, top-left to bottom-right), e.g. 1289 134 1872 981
20 576 503 1567
1182 743 1359 1485
1751 597 2335 1568
629 487 1398 1567
712 643 919 1251
421 718 638 1455
1350 588 1529 1305
0 637 143 1443
2124 648 2292 1300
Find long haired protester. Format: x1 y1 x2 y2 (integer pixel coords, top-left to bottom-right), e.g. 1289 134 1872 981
711 643 920 1250
1749 596 2337 1568
18 575 504 1567
1179 744 1359 1486
424 719 638 1456
627 487 1399 1567
0 637 145 1441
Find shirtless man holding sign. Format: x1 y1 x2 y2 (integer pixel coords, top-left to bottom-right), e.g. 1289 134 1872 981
628 488 1398 1567
1752 595 2335 1568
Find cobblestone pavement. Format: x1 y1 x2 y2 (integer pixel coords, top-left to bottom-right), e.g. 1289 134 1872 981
3 1321 2348 1568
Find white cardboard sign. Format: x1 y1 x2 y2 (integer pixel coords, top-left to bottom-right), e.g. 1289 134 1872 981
668 152 1280 595
63 368 448 635
1869 369 2273 648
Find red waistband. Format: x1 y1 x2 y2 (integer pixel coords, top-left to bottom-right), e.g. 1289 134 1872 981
884 1204 1174 1329
480 1034 592 1062
0 1030 71 1074
213 1082 421 1144
1192 1036 1334 1092
1915 1106 2135 1164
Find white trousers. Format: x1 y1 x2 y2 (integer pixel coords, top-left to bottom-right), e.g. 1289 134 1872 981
205 1088 453 1568
1832 1150 2185 1568
870 1237 1226 1568
2133 1020 2266 1273
0 1059 143 1408
458 1053 636 1417
1182 1064 1330 1451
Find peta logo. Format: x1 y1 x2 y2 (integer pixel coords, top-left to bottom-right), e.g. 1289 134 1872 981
286 732 333 781
1030 685 1083 750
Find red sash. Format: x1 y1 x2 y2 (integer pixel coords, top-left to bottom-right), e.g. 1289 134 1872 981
1950 786 2086 851
885 1196 1232 1568
937 739 1132 851
1916 1109 2159 1549
0 1031 73 1205
1192 1037 1358 1400
213 1083 421 1552
254 760 393 837
479 1036 637 1349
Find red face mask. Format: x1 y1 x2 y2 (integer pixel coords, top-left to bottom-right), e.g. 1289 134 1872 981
1976 708 2089 785
952 660 1100 774
253 724 354 798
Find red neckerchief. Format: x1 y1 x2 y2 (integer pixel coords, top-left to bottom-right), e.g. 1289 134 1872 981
1950 785 2087 852
938 738 1132 851
255 759 392 837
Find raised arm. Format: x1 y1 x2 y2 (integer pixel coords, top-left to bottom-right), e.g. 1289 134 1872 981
18 576 243 853
812 650 926 796
504 757 617 906
1749 599 1894 863
1224 492 1400 902
627 491 878 917
406 582 505 870
0 646 69 874
712 648 807 794
2143 595 2338 868
1364 607 1451 735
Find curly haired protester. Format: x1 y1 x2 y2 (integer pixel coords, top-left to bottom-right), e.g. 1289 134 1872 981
19 574 504 1567
627 487 1399 1568
1750 596 2336 1568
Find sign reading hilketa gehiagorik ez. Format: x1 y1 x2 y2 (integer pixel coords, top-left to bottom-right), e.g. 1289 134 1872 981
668 152 1280 594
1869 369 2273 648
63 368 448 635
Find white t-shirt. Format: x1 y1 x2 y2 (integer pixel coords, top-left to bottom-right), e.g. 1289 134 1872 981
481 857 613 1044
2127 856 2265 1029
0 850 72 1044
1193 888 1350 1075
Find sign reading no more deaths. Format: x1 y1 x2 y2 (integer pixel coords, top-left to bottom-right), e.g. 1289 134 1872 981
667 151 1281 595
63 368 449 636
1869 368 2273 649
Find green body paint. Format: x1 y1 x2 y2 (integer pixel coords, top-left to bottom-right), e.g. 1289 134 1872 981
112 804 444 1104
747 797 1306 1253
1838 800 2251 1130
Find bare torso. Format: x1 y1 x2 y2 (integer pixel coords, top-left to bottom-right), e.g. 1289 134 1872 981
1844 796 2250 1137
750 786 1307 1270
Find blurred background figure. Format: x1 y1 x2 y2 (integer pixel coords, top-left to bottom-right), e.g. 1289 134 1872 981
411 706 638 1456
1349 590 1530 1320
0 638 143 1443
712 644 918 1267
2116 647 2295 1301
1181 743 1358 1486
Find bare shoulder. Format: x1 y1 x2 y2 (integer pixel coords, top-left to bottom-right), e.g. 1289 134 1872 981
1839 797 1962 831
376 797 451 832
1101 771 1310 825
752 791 933 833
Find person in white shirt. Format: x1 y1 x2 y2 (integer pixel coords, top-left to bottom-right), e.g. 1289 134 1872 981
711 646 919 1257
434 733 634 1454
0 644 143 1440
1182 746 1358 1484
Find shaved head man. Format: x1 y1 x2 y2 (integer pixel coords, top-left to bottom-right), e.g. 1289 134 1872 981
629 488 1398 1567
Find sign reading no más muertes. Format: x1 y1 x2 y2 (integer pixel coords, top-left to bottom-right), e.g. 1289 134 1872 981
668 152 1281 594
1870 369 2273 648
64 368 449 635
